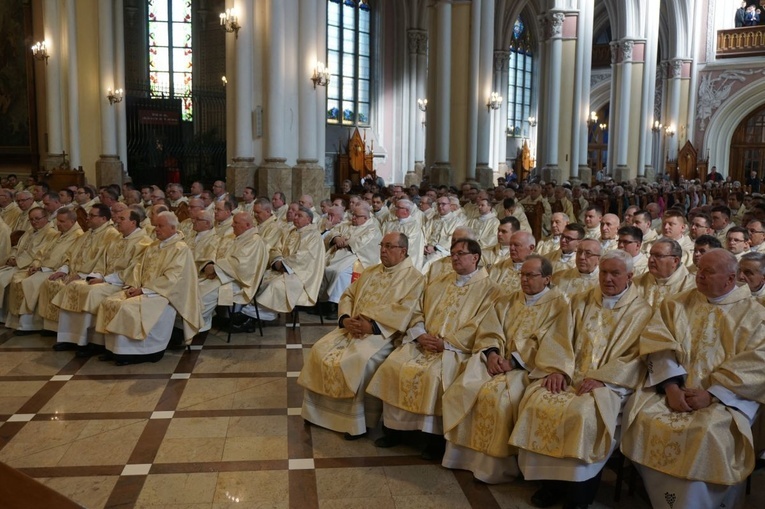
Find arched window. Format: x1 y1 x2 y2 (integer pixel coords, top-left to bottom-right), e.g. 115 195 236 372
507 16 533 138
326 0 372 126
148 0 193 121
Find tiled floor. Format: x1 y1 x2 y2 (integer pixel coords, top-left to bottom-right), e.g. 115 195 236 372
0 315 762 508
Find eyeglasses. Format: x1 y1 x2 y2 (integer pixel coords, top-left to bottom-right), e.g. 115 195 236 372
649 253 677 259
379 243 404 250
617 239 639 246
450 251 475 258
520 272 544 279
576 250 600 258
560 234 580 242
747 230 765 235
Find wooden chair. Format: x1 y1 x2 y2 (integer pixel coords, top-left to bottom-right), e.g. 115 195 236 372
523 201 544 242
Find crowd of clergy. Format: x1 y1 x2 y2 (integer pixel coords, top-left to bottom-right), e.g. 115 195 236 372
0 172 764 508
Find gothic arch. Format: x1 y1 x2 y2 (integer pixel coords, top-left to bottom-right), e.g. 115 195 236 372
704 82 765 176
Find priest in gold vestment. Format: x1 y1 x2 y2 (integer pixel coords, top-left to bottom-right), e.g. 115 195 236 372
621 249 765 509
367 239 501 460
551 238 602 300
299 232 424 438
38 204 123 333
0 207 58 322
633 238 696 309
5 209 83 333
488 231 536 292
441 255 572 484
509 250 653 509
53 207 152 354
95 212 201 365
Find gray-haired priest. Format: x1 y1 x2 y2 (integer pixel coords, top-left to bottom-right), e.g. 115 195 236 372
298 232 423 439
94 212 201 365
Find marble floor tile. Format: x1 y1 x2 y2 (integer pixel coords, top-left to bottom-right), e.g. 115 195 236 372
221 436 288 461
57 419 148 466
134 473 218 508
154 437 226 463
384 464 465 496
40 379 168 413
76 353 181 375
193 348 287 373
0 380 47 414
0 420 89 467
177 377 287 410
298 326 336 345
206 327 286 346
213 470 289 509
0 351 72 376
37 475 119 509
318 498 396 509
315 467 392 500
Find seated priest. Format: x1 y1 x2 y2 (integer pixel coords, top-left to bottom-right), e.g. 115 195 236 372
621 249 765 509
37 204 123 333
4 208 83 333
321 201 382 316
633 238 696 309
52 206 152 356
238 206 325 325
298 232 424 439
197 212 268 335
0 207 58 322
442 255 571 484
366 238 501 460
509 249 652 509
94 212 201 365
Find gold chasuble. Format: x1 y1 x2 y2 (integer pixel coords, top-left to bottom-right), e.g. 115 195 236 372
96 234 201 341
256 215 287 252
0 225 59 307
622 286 765 485
366 268 501 417
509 285 652 464
551 267 600 300
298 257 424 399
52 228 152 314
443 288 572 459
188 229 225 273
488 259 522 293
7 224 83 316
38 223 122 323
0 218 11 264
632 264 696 309
257 223 325 313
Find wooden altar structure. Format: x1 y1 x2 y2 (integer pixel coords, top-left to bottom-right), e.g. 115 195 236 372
336 128 375 189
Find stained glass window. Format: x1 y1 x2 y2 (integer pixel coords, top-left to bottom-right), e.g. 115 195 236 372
507 16 533 138
327 0 371 126
149 0 193 121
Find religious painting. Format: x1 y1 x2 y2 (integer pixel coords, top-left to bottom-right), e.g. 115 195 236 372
0 0 32 155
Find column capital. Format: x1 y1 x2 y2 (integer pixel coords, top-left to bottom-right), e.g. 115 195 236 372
493 50 510 72
668 58 683 78
407 29 428 55
543 11 566 40
609 41 619 65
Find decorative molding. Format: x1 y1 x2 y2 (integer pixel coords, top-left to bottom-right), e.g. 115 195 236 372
706 0 717 62
610 41 618 65
697 69 760 131
590 71 610 89
654 74 663 122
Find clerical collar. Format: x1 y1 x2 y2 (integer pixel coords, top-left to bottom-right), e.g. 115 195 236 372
160 233 179 248
602 285 629 309
196 229 214 239
579 267 599 278
561 251 574 261
479 212 492 220
499 246 509 254
524 286 550 305
707 287 737 304
455 268 479 287
513 262 523 271
399 216 413 224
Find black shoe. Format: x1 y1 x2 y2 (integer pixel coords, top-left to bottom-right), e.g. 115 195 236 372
76 345 98 358
115 360 134 366
344 432 367 441
98 352 114 362
40 330 57 337
420 437 446 461
374 427 402 448
324 302 338 320
531 487 563 508
562 504 589 509
52 342 77 351
230 317 257 333
13 329 40 336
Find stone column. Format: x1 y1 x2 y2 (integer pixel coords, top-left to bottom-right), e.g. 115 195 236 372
114 0 127 171
492 50 510 179
639 0 660 182
429 1 453 186
414 30 428 178
540 11 565 184
465 0 481 182
475 0 496 189
226 0 256 197
612 39 635 182
573 1 593 185
42 0 65 171
292 0 323 201
95 0 123 186
666 58 683 162
405 29 427 187
257 0 292 200
65 0 80 169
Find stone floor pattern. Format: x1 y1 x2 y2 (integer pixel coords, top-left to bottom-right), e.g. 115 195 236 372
0 313 762 509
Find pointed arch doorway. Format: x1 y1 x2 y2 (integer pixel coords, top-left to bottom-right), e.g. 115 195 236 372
729 104 765 183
